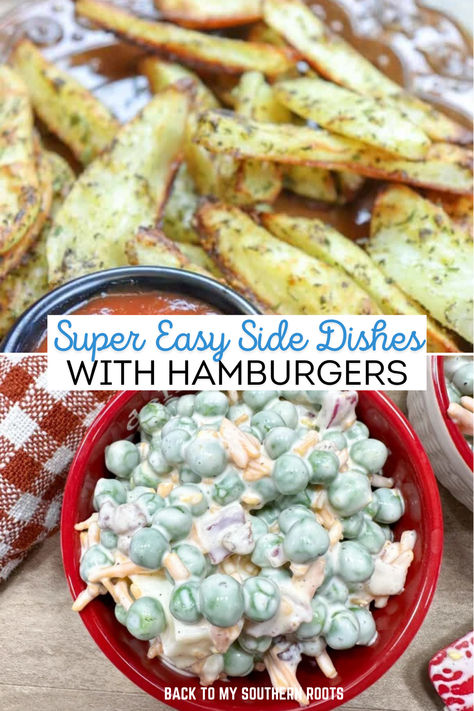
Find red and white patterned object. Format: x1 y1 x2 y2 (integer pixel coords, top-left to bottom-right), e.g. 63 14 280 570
0 355 112 581
429 632 474 711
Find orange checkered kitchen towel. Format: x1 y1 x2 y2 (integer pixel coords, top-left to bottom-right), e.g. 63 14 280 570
0 355 112 580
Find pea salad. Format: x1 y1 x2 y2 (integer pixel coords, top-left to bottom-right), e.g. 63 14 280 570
74 390 416 704
444 357 474 447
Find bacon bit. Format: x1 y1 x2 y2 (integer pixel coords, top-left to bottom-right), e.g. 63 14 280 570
292 430 318 456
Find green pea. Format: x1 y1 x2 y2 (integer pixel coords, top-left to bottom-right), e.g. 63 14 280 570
240 424 262 442
136 492 166 520
161 429 191 465
278 505 314 534
318 575 348 603
264 427 296 460
152 506 192 541
131 462 161 488
80 544 114 582
336 541 374 583
251 533 284 567
296 596 326 640
126 596 166 640
185 437 227 478
127 486 153 502
129 527 168 568
176 394 196 417
251 410 285 438
322 430 346 450
356 518 386 554
351 607 377 645
252 477 278 507
228 403 250 422
114 603 127 626
259 566 292 585
273 454 309 495
179 465 202 484
255 504 281 526
195 391 229 417
170 580 202 623
169 484 208 516
452 362 473 396
373 488 404 524
447 383 461 403
344 421 369 444
308 449 339 485
238 633 271 655
172 543 207 579
166 397 179 415
350 438 388 474
381 524 394 542
268 400 298 429
148 446 172 476
341 512 365 539
212 469 244 506
165 416 199 438
243 577 280 622
223 643 254 677
242 391 279 411
283 519 329 564
93 478 127 510
100 530 118 549
248 515 268 541
200 574 244 627
105 440 140 478
325 609 359 650
364 498 379 519
328 471 372 516
139 402 169 435
278 489 311 509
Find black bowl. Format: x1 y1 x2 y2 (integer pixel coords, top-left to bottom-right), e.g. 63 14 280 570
1 266 261 352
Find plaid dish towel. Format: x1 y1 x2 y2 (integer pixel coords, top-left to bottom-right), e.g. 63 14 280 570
0 355 112 581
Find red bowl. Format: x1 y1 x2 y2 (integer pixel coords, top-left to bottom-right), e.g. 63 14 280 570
61 391 443 711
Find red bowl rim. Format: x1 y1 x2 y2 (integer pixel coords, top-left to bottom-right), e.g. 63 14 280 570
432 355 473 469
61 390 443 711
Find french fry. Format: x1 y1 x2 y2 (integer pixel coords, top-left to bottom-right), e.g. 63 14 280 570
0 151 74 338
46 86 189 285
126 227 214 278
368 185 473 344
0 66 41 255
0 143 52 279
197 201 379 315
261 212 462 352
274 77 431 160
154 0 262 29
283 165 338 202
194 110 473 194
10 39 119 165
76 0 293 77
262 0 470 144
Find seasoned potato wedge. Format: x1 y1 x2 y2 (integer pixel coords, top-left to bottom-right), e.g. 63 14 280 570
0 66 41 255
283 165 338 202
368 185 473 344
162 163 200 244
234 71 291 124
141 56 217 108
47 87 189 285
424 190 473 238
0 145 52 279
194 110 473 194
76 0 293 77
274 77 431 160
0 152 74 338
154 0 262 29
10 40 118 165
126 227 212 277
261 212 461 352
196 202 379 315
335 171 365 203
178 243 223 278
263 0 470 144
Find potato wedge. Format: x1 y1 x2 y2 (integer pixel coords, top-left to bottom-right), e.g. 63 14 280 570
274 77 431 160
0 151 74 338
126 227 212 277
194 110 473 194
368 185 473 344
10 39 119 165
261 212 461 352
178 243 223 278
140 55 218 108
0 65 41 255
196 201 379 315
424 190 473 238
234 71 291 124
0 144 52 279
47 87 189 285
76 0 293 77
335 171 365 204
154 0 262 29
161 163 200 244
263 0 470 144
283 165 337 202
